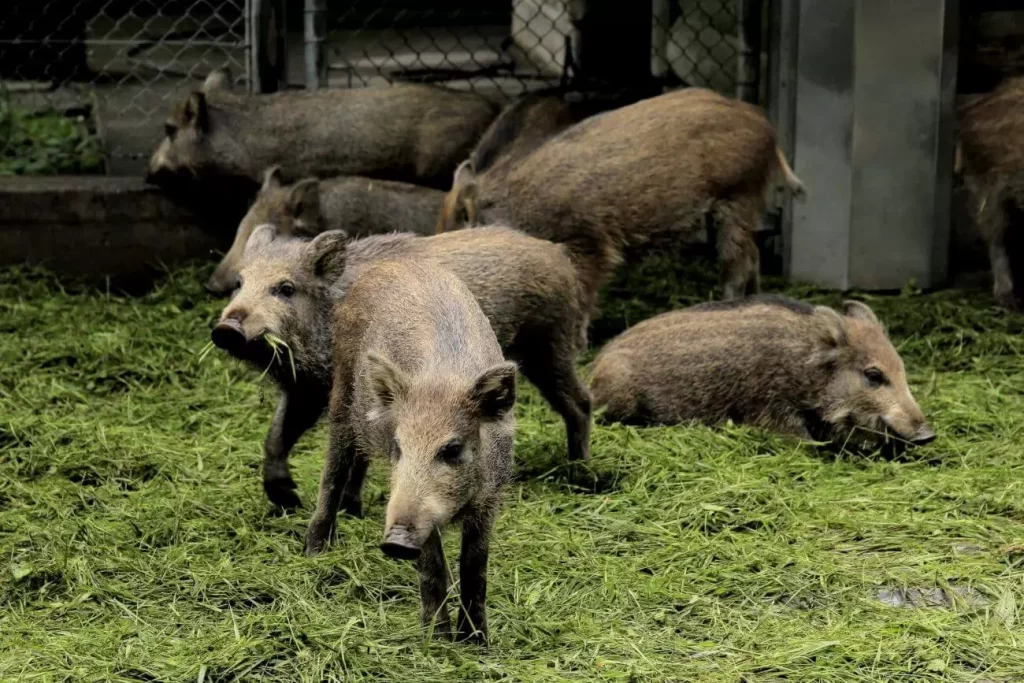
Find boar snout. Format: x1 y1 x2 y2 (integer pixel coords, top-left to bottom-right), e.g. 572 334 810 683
212 315 247 352
380 525 422 561
910 424 936 446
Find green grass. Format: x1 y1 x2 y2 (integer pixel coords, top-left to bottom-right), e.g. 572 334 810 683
0 92 104 175
1 255 1024 681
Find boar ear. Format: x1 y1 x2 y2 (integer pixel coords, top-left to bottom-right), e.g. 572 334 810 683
813 305 847 348
305 229 348 281
366 351 409 408
262 166 284 191
452 159 476 189
245 223 277 253
202 68 233 93
182 91 209 132
287 179 322 234
468 362 517 420
843 300 881 326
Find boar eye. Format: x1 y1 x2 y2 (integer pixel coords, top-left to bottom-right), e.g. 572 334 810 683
436 439 463 465
863 367 887 387
390 437 401 461
164 122 178 139
274 281 295 298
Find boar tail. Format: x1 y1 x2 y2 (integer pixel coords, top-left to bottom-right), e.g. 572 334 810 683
774 146 805 198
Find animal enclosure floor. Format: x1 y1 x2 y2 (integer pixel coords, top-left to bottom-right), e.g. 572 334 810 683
1 258 1023 681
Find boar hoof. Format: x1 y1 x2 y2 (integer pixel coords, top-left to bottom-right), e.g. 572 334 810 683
340 496 364 519
304 521 334 556
456 626 487 646
264 478 301 510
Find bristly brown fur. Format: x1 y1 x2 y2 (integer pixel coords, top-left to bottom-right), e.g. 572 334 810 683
957 76 1024 308
589 297 932 448
438 87 803 309
146 73 499 192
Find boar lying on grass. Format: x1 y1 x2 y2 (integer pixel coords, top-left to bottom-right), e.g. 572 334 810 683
438 87 804 308
956 77 1024 309
309 258 515 642
145 69 498 192
211 225 590 510
205 166 445 295
590 296 935 449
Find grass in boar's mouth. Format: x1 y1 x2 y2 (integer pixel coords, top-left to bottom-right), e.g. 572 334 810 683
1 250 1024 682
263 332 297 383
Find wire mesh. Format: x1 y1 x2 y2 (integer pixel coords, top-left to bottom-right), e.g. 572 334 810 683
0 0 248 172
325 0 743 99
0 0 748 175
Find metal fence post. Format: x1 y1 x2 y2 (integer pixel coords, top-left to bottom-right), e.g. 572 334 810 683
737 0 763 102
305 0 328 89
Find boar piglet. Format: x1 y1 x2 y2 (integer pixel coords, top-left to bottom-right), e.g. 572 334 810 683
210 226 341 508
590 296 935 450
211 224 589 511
956 76 1024 308
206 166 445 294
307 259 515 643
438 87 804 310
145 69 498 192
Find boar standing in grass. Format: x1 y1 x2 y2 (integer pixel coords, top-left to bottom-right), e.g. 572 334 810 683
144 69 498 193
437 87 804 307
205 166 445 294
210 225 590 510
305 259 516 642
590 296 935 449
956 77 1024 309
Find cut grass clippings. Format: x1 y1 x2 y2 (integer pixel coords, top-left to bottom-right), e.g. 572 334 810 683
1 253 1023 682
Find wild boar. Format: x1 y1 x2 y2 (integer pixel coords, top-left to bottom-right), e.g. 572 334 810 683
205 166 445 295
956 76 1024 308
444 90 639 232
437 87 804 308
144 69 499 193
589 296 935 449
211 225 590 510
305 258 515 642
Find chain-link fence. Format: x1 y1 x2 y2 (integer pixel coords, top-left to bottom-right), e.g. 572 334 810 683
1 0 247 173
0 0 758 175
325 1 749 99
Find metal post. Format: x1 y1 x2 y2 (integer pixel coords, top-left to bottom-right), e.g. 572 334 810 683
304 0 328 89
788 0 958 291
737 0 763 103
766 0 799 264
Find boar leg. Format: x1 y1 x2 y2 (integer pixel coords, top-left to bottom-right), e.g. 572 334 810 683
418 529 453 638
264 391 325 509
305 420 357 556
520 353 592 462
338 452 370 518
713 200 761 300
457 509 493 644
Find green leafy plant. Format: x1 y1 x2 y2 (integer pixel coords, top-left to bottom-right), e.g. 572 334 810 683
0 86 104 175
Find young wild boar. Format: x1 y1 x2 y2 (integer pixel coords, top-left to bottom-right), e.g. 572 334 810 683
589 296 935 449
205 166 444 295
311 258 516 643
211 225 590 510
437 87 804 308
956 76 1024 308
144 69 498 193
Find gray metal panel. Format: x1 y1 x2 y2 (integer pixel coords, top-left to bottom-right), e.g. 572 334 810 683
790 0 856 289
848 0 957 289
788 0 958 291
